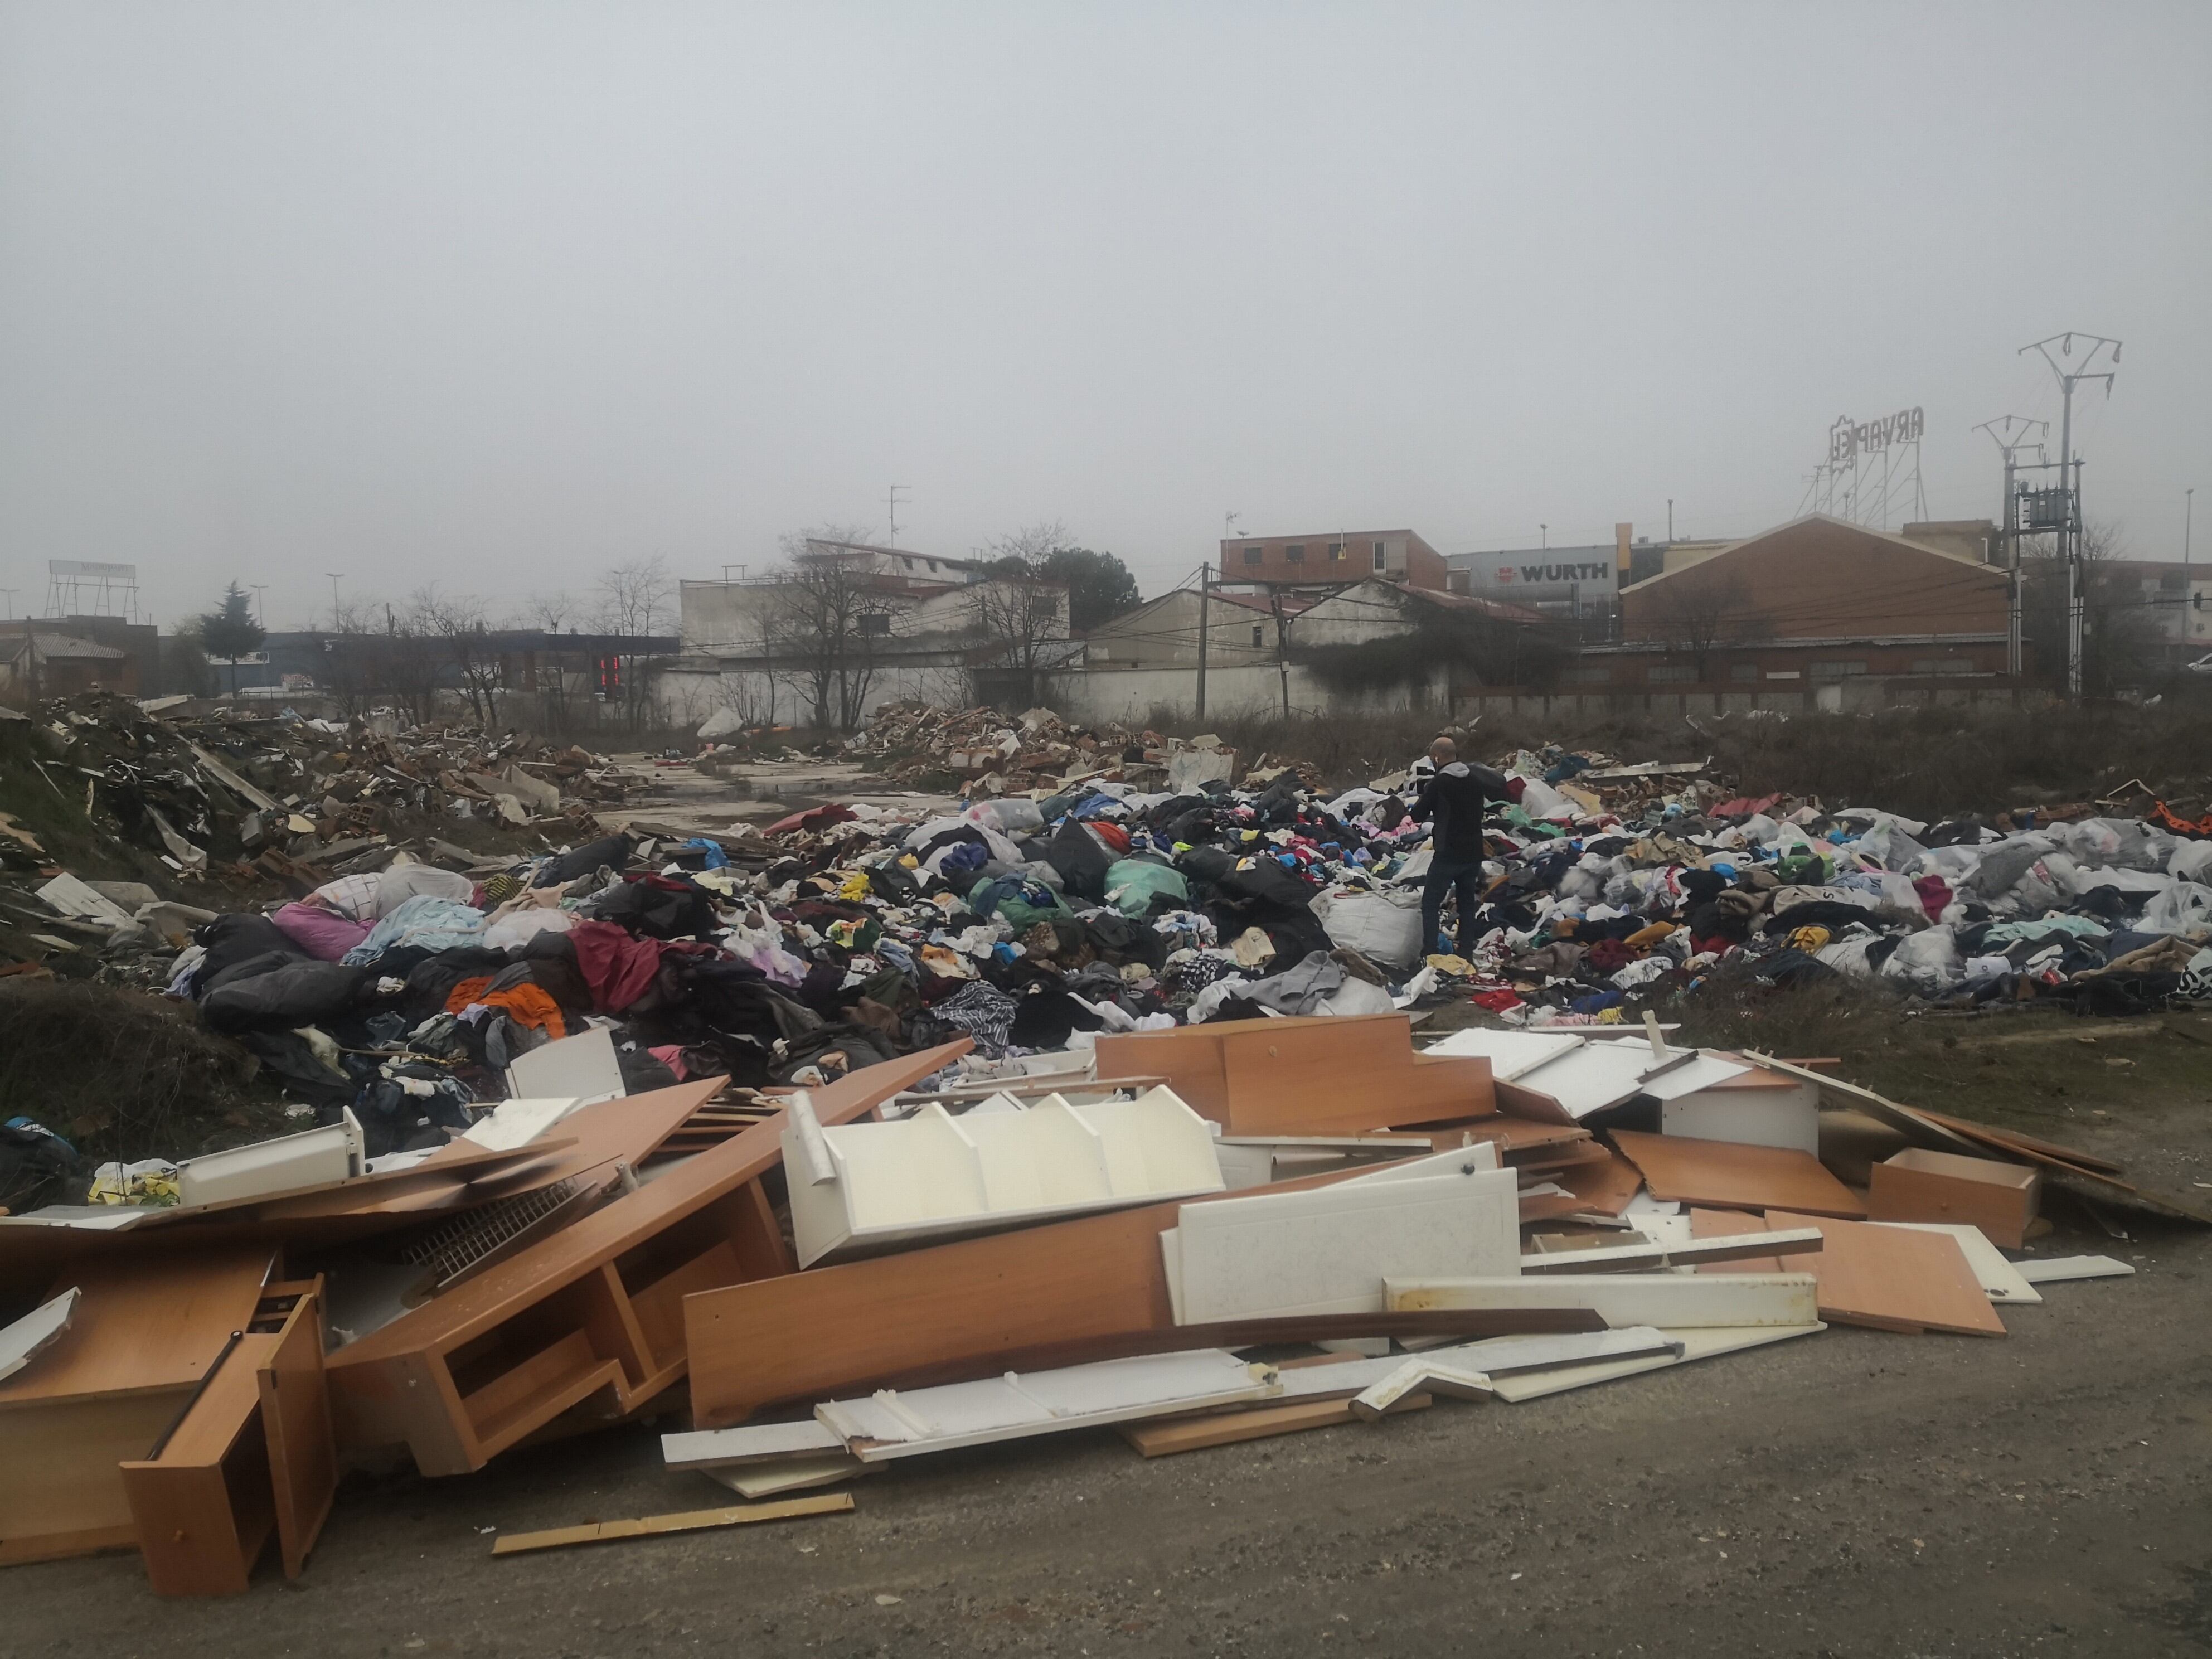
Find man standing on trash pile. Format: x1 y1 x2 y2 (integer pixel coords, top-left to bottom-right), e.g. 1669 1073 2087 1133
1410 736 1512 958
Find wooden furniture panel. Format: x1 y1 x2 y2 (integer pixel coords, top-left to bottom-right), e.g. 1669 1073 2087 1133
326 1042 969 1476
1719 1211 2006 1337
683 1165 1598 1427
1609 1129 1866 1219
257 1290 337 1581
0 1246 273 1569
119 1286 339 1595
1867 1148 2039 1248
1095 1014 1493 1134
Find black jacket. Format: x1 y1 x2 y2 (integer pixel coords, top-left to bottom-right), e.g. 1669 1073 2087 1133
1411 762 1511 864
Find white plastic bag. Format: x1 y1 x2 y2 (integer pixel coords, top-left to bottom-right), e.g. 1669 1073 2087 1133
1312 885 1425 969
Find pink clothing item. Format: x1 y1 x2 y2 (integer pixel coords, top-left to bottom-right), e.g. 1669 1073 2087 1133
271 901 373 962
648 1044 688 1080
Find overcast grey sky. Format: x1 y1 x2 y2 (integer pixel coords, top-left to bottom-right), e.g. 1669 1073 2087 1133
2 3 2206 629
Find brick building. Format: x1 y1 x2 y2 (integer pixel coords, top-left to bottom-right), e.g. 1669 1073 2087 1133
1585 515 2012 695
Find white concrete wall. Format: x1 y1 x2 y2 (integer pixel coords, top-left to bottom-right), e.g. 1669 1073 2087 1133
657 661 971 731
1036 661 1453 726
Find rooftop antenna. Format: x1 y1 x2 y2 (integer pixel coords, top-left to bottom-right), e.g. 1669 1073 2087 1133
885 484 910 547
249 585 270 628
325 573 345 632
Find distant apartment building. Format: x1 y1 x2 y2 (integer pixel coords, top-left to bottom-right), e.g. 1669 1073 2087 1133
1215 529 1448 592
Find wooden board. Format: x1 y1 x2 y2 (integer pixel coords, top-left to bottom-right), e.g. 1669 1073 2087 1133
1556 1149 1646 1217
683 1163 1598 1428
1093 1013 1493 1135
1752 1211 2006 1337
257 1292 337 1580
1691 1206 1785 1275
0 1246 273 1408
1118 1393 1432 1457
1384 1273 1820 1328
489 1492 852 1556
457 1078 730 1200
120 1332 282 1595
1609 1129 1865 1219
325 1044 967 1476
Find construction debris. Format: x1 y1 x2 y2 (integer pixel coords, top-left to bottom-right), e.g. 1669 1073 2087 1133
0 716 2196 1598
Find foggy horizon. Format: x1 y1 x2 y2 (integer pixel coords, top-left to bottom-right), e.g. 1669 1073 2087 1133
2 3 2206 631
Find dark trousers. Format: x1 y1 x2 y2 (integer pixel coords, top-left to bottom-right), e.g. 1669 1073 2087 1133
1420 855 1487 959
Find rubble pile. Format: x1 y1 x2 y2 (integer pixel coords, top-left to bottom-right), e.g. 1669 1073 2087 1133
0 692 634 972
0 711 2205 1595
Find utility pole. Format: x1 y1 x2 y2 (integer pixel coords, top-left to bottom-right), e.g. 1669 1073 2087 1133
2020 333 2120 702
1269 586 1291 717
250 585 269 629
2187 487 2195 571
325 573 345 632
1974 415 2048 681
885 484 910 547
0 589 15 619
1540 523 1548 550
1194 564 1210 722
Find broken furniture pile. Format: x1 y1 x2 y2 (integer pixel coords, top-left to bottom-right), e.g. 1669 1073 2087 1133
2 1009 2169 1591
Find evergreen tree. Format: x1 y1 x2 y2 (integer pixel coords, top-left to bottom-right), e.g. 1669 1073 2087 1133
200 582 266 697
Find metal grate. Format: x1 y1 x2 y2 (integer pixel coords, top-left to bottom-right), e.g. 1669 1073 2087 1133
401 1177 584 1288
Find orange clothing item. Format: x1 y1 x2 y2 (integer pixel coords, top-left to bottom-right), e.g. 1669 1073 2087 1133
444 976 568 1039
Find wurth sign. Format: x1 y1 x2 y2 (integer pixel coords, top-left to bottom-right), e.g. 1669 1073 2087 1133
1492 560 1614 585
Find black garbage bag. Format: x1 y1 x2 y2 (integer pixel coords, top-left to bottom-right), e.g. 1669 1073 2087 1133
532 832 636 887
1042 819 1115 903
202 961 373 1035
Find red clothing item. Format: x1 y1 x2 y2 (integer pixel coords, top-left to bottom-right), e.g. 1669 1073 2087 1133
567 919 667 1013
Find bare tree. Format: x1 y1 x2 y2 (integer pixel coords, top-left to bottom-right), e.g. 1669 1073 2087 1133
591 557 675 729
969 522 1073 705
527 590 579 633
1642 574 1764 682
408 585 505 726
760 528 902 731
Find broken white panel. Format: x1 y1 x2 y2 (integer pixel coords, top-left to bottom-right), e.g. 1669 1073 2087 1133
1351 1360 1495 1418
663 1418 843 1471
504 1026 627 1106
1337 1142 1501 1183
1420 1028 1586 1081
1385 1273 1820 1328
704 1454 880 1500
2015 1254 2135 1284
1488 1323 1826 1402
1510 1043 1675 1119
1213 1134 1450 1191
1173 1167 1520 1324
36 873 133 926
1272 1328 1685 1404
1517 1226 1823 1275
461 1097 586 1152
785 1086 1223 1268
1872 1223 2041 1304
815 1349 1278 1462
174 1108 365 1208
0 1287 79 1384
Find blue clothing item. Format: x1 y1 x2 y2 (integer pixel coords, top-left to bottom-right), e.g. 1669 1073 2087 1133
1421 855 1487 958
342 894 488 965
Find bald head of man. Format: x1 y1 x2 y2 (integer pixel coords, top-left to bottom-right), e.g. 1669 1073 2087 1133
1429 736 1456 765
